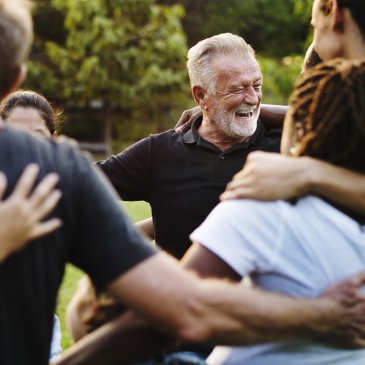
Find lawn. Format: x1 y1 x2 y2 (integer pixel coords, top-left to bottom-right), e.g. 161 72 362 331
56 200 152 350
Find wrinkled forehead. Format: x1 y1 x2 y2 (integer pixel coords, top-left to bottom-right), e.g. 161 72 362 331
211 53 261 77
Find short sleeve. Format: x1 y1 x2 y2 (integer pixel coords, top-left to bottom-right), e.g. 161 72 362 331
96 137 151 201
59 147 156 289
190 199 284 277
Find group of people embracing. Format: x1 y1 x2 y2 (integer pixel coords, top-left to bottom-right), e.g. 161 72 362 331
1 1 365 365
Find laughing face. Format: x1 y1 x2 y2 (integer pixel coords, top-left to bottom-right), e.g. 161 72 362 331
205 53 262 139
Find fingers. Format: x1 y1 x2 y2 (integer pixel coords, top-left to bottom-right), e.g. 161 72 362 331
0 171 7 200
175 120 192 134
175 107 202 133
346 271 365 288
12 164 40 199
28 173 60 209
31 218 62 240
32 189 62 222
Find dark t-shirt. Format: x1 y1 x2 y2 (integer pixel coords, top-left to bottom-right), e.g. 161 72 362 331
0 127 156 365
98 118 281 258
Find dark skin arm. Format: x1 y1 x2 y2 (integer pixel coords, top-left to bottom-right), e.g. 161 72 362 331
56 249 365 365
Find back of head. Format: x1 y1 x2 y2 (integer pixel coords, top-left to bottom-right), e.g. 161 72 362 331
187 33 256 94
0 0 33 98
289 58 365 173
0 90 58 134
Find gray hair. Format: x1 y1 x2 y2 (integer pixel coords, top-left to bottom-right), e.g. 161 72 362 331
187 33 256 95
0 0 33 97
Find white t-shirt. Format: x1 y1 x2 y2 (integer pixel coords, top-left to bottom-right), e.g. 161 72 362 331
190 196 365 365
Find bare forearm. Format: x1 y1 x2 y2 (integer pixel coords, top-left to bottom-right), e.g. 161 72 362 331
183 280 335 346
54 254 365 365
108 254 342 346
259 104 287 128
53 311 175 365
304 157 365 214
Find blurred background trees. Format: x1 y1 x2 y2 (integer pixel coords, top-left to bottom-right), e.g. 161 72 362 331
24 0 313 155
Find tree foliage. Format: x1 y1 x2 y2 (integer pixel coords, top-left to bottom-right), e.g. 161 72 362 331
24 0 314 149
25 0 190 150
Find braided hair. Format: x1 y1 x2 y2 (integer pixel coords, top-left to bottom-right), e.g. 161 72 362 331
288 58 365 173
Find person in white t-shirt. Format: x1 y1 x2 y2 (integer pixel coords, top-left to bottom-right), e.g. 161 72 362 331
188 58 365 365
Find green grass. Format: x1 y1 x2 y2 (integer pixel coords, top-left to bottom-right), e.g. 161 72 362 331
56 200 151 350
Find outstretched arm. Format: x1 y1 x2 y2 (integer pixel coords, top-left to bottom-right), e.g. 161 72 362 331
221 151 365 214
0 164 62 263
55 252 365 365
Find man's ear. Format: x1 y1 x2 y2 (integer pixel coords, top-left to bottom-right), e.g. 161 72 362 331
332 0 345 32
192 85 207 110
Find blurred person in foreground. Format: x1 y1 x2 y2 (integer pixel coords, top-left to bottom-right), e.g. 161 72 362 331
0 89 64 360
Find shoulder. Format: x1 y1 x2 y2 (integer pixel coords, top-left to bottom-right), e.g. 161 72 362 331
192 199 288 244
191 199 289 275
125 129 180 152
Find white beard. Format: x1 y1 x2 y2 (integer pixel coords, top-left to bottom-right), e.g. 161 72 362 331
212 102 260 139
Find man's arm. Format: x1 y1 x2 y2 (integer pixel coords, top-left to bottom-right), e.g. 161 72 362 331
0 164 62 263
258 105 287 128
134 217 155 240
55 252 365 365
221 151 365 214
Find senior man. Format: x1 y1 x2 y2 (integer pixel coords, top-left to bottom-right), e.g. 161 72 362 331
97 33 281 259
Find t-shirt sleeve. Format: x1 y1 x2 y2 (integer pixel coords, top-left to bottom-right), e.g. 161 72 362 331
96 137 151 201
62 148 156 289
190 200 284 277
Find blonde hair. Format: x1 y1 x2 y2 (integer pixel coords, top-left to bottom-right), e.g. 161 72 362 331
0 0 33 96
187 33 256 95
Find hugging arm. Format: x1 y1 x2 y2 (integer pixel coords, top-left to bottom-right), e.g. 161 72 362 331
56 249 365 365
222 152 365 214
0 164 62 263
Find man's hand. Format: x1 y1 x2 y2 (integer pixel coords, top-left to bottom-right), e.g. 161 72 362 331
175 106 201 134
319 271 365 348
221 151 311 201
0 164 62 263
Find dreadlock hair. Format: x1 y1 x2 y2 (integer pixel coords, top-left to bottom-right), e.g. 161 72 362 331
288 58 365 173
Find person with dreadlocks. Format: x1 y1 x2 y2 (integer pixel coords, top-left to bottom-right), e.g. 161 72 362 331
55 58 365 365
220 0 365 214
188 57 365 365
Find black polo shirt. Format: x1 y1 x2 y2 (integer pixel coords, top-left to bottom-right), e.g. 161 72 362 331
98 117 281 258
